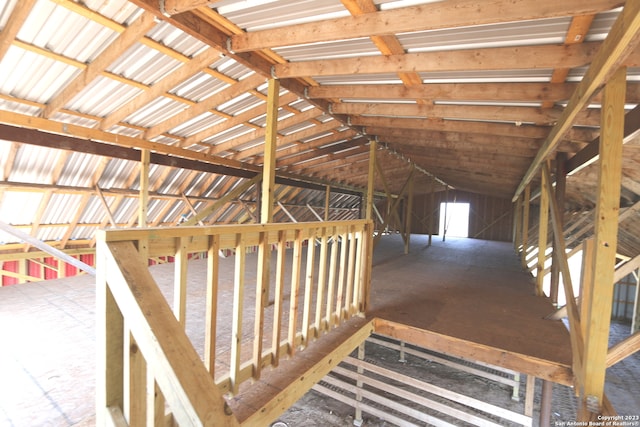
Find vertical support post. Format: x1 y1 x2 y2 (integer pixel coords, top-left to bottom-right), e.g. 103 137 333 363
539 380 553 427
513 194 522 252
524 375 536 417
404 165 415 254
254 77 279 379
579 66 626 420
138 149 150 228
365 139 376 221
261 78 279 224
537 167 549 296
429 175 435 246
324 186 331 221
96 242 124 426
354 343 365 426
521 185 531 269
550 152 567 306
442 186 449 242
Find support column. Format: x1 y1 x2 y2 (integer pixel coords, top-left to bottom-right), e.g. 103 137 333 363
261 78 279 224
429 175 435 247
539 380 553 427
550 153 567 306
513 194 522 252
579 66 626 420
324 185 331 221
442 185 449 242
365 139 376 221
138 149 150 228
254 78 279 379
404 165 415 254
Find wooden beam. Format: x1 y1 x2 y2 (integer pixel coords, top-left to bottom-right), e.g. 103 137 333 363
162 0 222 15
606 331 640 367
181 174 262 226
536 169 549 297
232 0 621 52
373 319 573 386
513 1 640 201
275 42 603 78
579 66 626 419
0 0 38 62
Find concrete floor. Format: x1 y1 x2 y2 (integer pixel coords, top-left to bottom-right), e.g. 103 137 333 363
0 235 638 426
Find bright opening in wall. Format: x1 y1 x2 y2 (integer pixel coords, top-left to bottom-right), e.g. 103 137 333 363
439 202 470 238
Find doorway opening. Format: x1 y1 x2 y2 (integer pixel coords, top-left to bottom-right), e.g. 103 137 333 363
439 202 470 238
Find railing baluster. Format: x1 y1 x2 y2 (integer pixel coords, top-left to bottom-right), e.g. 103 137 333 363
288 229 303 355
230 233 245 395
345 227 357 318
301 229 316 347
125 331 146 425
336 230 348 325
205 235 220 376
326 226 340 329
253 231 269 379
353 227 364 315
315 227 329 336
173 237 188 326
271 230 287 367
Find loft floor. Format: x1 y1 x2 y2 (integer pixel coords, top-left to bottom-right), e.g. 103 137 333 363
368 234 573 385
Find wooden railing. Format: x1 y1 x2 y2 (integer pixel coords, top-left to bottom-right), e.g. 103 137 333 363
96 220 373 426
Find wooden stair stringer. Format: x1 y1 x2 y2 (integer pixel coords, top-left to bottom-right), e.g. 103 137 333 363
228 316 374 426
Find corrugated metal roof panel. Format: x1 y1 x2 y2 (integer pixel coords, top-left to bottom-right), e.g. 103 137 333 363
171 72 229 102
274 38 379 62
9 144 60 184
64 75 144 117
399 18 569 53
123 96 187 128
83 0 142 24
314 73 403 85
107 43 183 86
57 152 103 187
419 69 554 83
0 46 81 104
215 0 348 32
586 9 622 42
98 159 138 189
146 21 209 57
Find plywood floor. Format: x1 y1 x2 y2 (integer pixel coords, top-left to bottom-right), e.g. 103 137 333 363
368 235 573 371
0 234 590 426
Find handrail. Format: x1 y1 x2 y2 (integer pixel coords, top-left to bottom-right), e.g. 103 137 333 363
96 219 373 425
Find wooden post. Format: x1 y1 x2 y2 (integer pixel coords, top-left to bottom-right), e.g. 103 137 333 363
365 139 376 221
536 168 549 297
429 175 435 246
442 186 449 242
138 149 150 228
579 66 626 420
521 185 531 269
404 165 415 254
550 152 567 306
254 78 278 379
513 194 522 252
324 186 331 221
261 78 279 223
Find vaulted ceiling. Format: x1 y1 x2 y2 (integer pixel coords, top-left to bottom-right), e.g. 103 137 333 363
0 0 639 257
